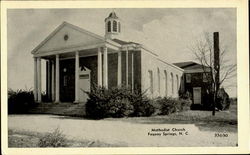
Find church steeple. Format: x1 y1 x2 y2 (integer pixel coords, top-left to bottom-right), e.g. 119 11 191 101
105 11 121 39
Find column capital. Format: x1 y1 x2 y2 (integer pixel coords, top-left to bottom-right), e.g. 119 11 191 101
102 46 108 51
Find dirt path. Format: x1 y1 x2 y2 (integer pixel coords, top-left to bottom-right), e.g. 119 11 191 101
8 114 237 147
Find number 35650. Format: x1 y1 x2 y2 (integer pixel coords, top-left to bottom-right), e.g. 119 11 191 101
215 133 228 137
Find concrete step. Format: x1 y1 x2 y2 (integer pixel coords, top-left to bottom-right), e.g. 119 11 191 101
28 102 86 117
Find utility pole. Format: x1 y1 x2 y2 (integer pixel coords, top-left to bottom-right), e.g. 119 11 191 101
213 32 220 116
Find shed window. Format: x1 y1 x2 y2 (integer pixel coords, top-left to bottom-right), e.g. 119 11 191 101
107 21 111 32
186 74 191 83
113 21 117 32
203 73 208 82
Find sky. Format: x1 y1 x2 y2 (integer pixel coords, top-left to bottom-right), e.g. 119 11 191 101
7 8 237 97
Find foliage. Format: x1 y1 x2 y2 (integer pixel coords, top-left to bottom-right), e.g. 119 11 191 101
156 97 191 115
216 88 231 110
85 86 155 119
8 88 37 114
38 127 68 147
130 92 156 117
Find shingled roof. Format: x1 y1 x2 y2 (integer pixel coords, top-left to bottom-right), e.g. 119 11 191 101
112 38 140 45
174 61 211 70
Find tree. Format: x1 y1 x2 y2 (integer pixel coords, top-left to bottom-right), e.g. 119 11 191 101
190 32 236 115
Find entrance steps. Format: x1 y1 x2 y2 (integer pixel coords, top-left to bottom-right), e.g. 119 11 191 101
28 102 86 117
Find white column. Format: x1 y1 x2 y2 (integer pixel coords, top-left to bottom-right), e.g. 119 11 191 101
47 60 51 100
37 57 42 102
131 52 134 92
51 60 55 101
74 51 79 103
117 50 122 86
33 57 38 101
103 46 108 88
55 54 60 103
97 47 103 86
126 48 129 87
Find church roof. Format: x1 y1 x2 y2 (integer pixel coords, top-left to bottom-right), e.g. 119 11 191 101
31 21 121 55
112 38 140 45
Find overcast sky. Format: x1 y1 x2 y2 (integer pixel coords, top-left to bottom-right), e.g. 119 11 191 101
7 8 237 97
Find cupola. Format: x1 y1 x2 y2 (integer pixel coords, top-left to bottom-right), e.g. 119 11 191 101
105 11 121 39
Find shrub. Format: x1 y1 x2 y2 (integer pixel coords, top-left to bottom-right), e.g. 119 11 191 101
38 127 68 147
8 88 36 114
156 97 191 115
130 92 155 117
85 86 134 119
85 86 155 119
216 88 231 110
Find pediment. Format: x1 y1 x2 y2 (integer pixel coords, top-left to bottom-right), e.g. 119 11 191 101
32 22 105 55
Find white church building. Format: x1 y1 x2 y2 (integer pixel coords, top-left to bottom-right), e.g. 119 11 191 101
32 11 184 103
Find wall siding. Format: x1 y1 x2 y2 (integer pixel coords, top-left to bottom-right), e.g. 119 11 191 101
141 49 183 98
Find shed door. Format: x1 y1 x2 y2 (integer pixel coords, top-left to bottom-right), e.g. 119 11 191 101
193 87 201 104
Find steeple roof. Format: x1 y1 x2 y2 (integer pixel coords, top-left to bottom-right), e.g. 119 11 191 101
108 11 118 18
105 11 119 21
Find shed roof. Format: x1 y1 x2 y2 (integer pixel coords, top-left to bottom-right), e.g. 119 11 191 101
174 61 211 71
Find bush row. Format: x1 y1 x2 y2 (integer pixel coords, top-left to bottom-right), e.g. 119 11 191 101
85 86 192 119
155 97 192 115
8 89 37 114
85 86 155 119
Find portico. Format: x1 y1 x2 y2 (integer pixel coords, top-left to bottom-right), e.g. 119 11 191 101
33 44 123 103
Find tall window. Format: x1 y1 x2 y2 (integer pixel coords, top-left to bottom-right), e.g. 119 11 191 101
171 73 174 95
157 68 160 94
164 70 167 96
113 21 117 32
148 70 153 94
176 75 179 93
107 21 111 32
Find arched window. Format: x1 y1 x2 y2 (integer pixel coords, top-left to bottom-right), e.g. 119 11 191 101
118 22 121 32
176 75 179 93
107 21 111 32
157 68 160 94
113 20 117 32
171 73 174 95
164 70 167 96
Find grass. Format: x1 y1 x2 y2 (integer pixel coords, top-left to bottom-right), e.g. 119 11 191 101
8 129 121 147
106 103 237 132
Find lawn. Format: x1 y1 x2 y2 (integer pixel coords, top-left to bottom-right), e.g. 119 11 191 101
8 129 119 147
106 103 237 133
8 103 237 147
